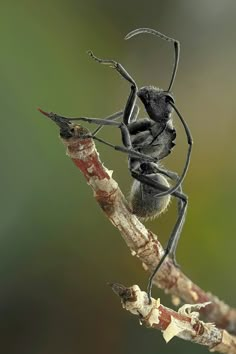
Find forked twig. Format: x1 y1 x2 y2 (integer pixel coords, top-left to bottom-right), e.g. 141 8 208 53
40 110 236 352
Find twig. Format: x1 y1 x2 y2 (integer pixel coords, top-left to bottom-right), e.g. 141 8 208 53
39 110 236 335
110 283 236 354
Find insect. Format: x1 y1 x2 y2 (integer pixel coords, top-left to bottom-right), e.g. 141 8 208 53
40 28 193 302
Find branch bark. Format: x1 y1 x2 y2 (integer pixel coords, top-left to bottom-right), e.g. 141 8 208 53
40 112 236 351
110 283 236 354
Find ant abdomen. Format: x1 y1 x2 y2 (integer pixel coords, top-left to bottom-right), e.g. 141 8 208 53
129 174 171 219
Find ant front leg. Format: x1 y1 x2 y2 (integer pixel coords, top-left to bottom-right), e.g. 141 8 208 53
91 110 123 137
88 50 138 125
91 105 139 137
41 111 157 163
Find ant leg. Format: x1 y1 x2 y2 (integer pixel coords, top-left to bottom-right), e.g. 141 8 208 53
128 104 140 123
147 188 187 301
153 166 183 215
146 104 193 199
131 170 187 303
91 105 139 137
91 110 123 137
42 111 158 162
91 135 157 162
88 50 138 125
155 168 185 266
65 115 134 151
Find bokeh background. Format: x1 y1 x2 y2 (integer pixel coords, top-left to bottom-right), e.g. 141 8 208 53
1 0 236 353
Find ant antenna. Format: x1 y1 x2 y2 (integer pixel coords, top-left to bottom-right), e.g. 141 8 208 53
125 28 180 92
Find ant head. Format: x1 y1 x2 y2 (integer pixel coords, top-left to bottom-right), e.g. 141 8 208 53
137 86 175 122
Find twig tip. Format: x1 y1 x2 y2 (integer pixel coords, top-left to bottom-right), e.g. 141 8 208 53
37 107 50 118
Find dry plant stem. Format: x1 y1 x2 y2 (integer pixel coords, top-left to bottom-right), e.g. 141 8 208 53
110 284 236 354
48 119 236 334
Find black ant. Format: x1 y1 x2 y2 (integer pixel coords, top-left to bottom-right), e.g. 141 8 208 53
39 28 193 303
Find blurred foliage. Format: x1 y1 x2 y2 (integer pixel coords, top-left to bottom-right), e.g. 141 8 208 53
1 0 236 353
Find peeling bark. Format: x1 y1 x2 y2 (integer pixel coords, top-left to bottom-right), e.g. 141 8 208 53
111 284 236 354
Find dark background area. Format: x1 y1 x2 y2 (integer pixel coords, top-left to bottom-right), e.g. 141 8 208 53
1 0 236 353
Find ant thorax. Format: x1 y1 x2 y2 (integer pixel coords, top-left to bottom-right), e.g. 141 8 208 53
129 115 176 162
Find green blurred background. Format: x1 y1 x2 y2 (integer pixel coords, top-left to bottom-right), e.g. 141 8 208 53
1 0 236 353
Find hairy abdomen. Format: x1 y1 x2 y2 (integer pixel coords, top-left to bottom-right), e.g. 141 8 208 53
129 174 171 219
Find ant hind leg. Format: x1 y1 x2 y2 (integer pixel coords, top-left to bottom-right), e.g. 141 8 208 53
131 170 188 303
